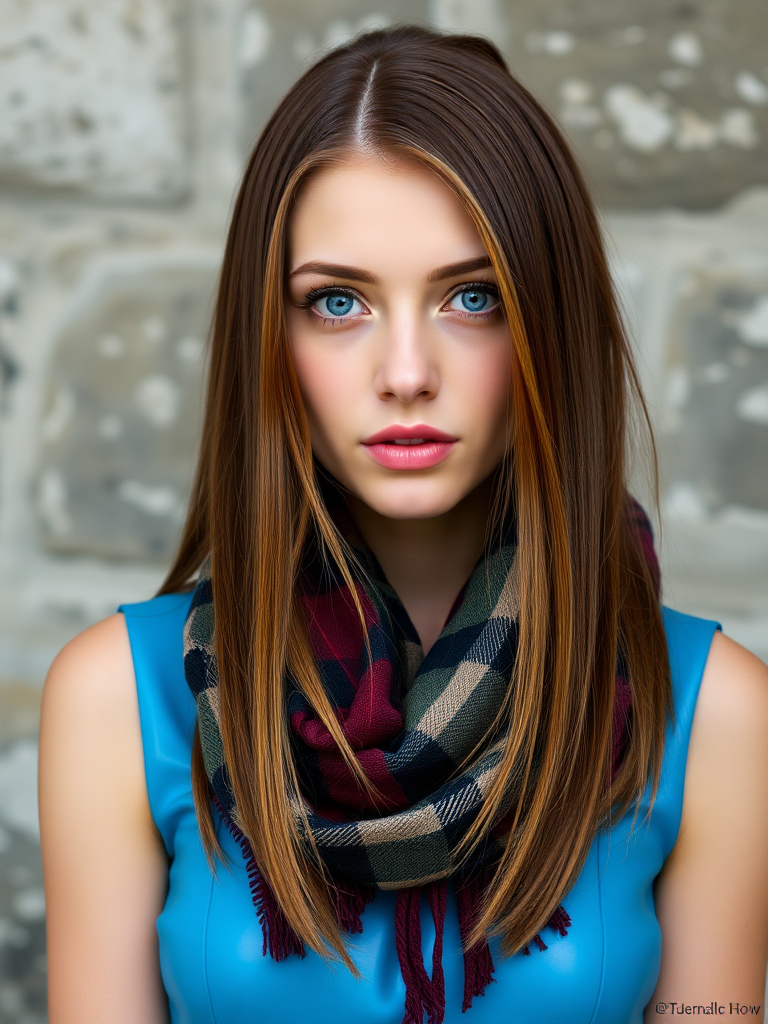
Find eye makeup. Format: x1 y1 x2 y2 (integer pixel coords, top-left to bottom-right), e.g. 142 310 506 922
295 284 369 325
292 278 503 326
441 281 502 320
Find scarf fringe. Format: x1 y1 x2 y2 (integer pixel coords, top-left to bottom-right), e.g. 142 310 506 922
455 871 496 1013
219 803 571 1022
330 876 377 934
395 883 448 1024
222 810 306 960
521 905 573 956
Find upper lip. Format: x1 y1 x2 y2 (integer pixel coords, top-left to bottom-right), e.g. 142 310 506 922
362 424 459 444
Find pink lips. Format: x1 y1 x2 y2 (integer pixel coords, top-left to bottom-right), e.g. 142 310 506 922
361 423 458 470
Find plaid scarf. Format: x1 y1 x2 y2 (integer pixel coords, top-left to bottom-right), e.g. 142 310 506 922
184 499 657 1024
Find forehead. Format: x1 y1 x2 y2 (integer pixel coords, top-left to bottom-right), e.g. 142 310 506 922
287 154 486 271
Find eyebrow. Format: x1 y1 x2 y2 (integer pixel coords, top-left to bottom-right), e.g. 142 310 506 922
288 255 493 284
428 256 493 282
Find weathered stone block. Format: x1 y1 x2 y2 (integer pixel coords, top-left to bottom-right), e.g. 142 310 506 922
37 259 216 561
499 0 768 209
0 0 188 200
0 685 46 1024
659 269 768 622
0 256 21 411
663 271 768 516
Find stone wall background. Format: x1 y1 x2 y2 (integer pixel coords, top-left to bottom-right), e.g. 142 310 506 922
0 1 766 1018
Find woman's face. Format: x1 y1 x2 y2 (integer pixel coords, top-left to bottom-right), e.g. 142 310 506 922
286 154 512 521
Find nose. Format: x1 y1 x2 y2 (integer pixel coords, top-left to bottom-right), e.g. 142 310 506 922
372 304 439 405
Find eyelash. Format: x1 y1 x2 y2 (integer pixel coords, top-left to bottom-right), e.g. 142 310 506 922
444 281 501 320
299 285 363 325
298 281 502 325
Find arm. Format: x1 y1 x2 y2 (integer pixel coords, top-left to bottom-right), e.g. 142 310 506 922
39 613 170 1024
645 631 768 1021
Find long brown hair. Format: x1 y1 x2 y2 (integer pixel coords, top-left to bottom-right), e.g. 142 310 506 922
160 26 671 969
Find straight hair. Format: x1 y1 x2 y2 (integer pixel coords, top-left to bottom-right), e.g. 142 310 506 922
160 25 671 970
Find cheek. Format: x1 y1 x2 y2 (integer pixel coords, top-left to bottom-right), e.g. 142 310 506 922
457 335 512 437
288 326 358 453
292 350 330 421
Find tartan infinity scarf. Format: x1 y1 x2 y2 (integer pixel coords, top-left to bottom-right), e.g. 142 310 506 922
184 500 658 1024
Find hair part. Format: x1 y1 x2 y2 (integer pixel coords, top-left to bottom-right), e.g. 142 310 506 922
354 59 378 149
161 24 671 967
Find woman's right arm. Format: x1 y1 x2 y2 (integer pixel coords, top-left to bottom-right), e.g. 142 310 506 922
39 613 170 1024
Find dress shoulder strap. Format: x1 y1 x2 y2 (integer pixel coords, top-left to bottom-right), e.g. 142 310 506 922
119 591 196 857
654 606 721 858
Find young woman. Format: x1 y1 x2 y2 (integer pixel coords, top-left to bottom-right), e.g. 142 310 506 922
39 26 768 1024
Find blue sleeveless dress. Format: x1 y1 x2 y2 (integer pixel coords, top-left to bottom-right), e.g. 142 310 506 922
119 592 719 1024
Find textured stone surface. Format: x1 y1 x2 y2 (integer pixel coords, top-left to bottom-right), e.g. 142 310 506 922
498 0 768 209
0 823 45 1024
241 0 768 210
663 272 768 514
37 262 215 560
659 268 768 625
0 0 188 200
0 255 21 413
0 687 45 1024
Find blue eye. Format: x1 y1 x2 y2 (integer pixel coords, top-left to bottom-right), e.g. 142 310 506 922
462 289 488 311
322 293 353 316
312 291 364 319
446 285 499 315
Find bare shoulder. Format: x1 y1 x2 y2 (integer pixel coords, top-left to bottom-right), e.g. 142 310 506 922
40 610 149 834
43 612 135 707
689 629 768 777
41 615 171 1022
700 627 768 702
40 613 142 799
40 610 148 836
679 629 768 848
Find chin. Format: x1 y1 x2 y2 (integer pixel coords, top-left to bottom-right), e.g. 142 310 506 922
359 481 466 520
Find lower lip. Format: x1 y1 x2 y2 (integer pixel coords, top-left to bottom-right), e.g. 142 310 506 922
363 441 457 469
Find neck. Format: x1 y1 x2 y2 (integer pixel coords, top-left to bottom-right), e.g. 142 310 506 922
345 476 495 655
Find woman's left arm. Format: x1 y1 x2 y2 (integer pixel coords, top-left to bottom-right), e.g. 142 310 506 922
645 631 768 1022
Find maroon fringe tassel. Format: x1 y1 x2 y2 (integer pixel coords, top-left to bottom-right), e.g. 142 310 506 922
520 904 573 956
222 810 306 960
329 876 377 934
394 882 450 1024
221 805 570 1024
455 873 496 1013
